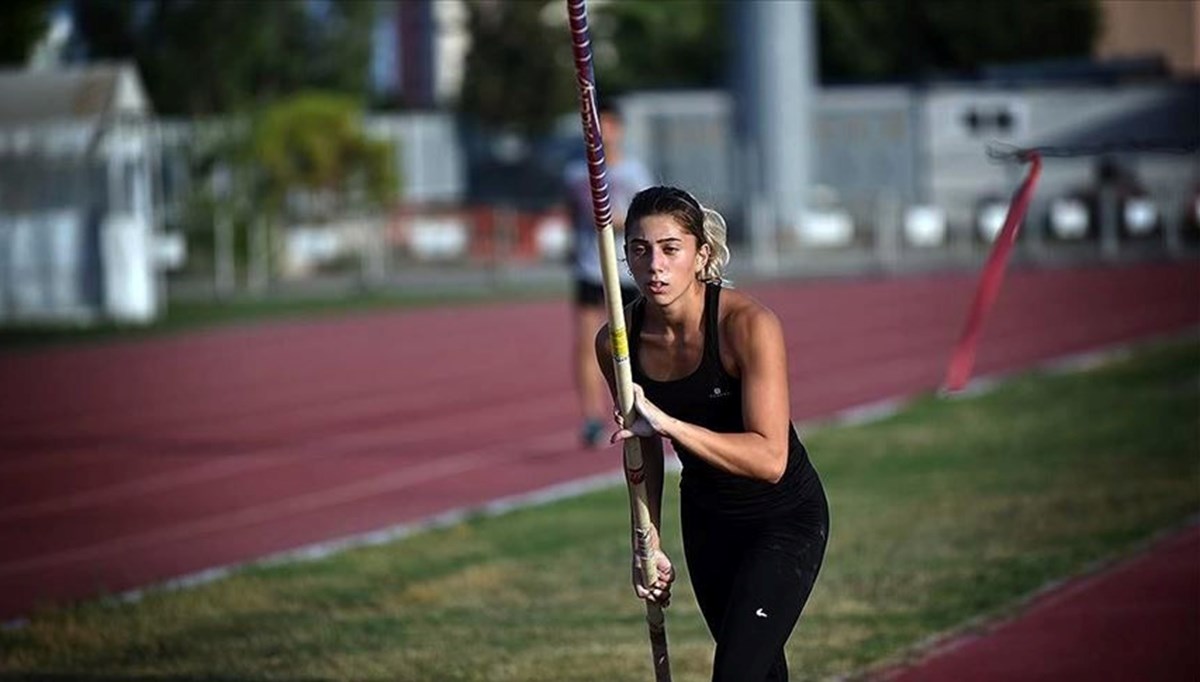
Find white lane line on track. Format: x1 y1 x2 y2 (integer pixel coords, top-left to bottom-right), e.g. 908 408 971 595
1 456 684 630
98 459 687 616
7 335 1188 575
0 429 576 576
2 331 1193 629
0 392 576 520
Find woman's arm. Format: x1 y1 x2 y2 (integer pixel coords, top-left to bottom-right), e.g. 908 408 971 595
617 304 792 484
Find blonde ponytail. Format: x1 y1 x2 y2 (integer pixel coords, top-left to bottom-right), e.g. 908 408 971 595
699 206 731 285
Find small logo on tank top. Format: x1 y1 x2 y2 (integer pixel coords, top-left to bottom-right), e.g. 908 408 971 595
710 386 730 399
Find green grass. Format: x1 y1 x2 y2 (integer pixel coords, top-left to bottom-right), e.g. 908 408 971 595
0 282 567 352
2 340 1197 681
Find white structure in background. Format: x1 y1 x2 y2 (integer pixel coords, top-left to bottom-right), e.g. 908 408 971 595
1123 197 1159 236
975 200 1010 242
534 213 570 260
432 0 470 105
0 62 163 325
622 81 1197 260
365 113 463 204
1049 197 1090 239
407 217 469 261
795 185 854 247
904 205 949 247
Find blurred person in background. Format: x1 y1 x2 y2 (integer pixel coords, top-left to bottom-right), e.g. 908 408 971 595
565 98 652 448
602 186 829 681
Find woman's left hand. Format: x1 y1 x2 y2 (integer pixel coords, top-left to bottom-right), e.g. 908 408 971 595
611 384 670 443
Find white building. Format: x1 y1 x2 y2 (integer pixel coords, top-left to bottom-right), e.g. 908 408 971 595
0 62 163 326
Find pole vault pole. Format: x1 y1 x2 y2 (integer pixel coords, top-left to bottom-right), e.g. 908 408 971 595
565 1 671 679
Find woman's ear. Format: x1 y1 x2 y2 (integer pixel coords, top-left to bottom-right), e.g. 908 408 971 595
695 243 711 277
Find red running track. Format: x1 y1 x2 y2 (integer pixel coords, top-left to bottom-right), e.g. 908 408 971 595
0 262 1196 630
879 525 1200 682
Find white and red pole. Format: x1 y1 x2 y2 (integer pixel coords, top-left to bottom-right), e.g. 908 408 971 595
565 1 671 679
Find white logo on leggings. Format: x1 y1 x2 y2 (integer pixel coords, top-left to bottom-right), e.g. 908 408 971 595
755 608 768 618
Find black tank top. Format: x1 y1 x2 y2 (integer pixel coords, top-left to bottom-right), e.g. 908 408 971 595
631 283 820 520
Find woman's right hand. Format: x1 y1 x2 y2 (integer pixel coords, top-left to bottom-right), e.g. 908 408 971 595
631 547 675 607
612 384 671 443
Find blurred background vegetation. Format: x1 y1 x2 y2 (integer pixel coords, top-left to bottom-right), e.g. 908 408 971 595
0 0 1100 128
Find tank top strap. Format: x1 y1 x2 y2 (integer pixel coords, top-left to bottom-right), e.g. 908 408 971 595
629 296 646 380
702 282 723 369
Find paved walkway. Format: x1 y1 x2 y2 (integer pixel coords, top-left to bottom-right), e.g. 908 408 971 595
880 524 1200 682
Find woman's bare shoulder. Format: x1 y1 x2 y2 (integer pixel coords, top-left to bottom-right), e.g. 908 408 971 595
719 288 781 334
716 288 783 374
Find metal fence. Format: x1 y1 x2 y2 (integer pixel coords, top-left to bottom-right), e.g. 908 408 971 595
4 84 1197 320
621 82 1200 277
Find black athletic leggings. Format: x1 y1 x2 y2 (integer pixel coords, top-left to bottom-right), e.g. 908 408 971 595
681 489 829 682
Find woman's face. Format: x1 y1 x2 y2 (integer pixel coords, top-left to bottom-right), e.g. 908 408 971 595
625 213 708 304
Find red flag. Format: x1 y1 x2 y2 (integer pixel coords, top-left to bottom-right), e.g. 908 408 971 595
944 153 1043 392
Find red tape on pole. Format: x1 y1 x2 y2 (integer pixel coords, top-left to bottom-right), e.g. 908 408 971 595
943 152 1043 392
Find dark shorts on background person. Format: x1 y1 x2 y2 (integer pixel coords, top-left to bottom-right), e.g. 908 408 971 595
574 279 640 307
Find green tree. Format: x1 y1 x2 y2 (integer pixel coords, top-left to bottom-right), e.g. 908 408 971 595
457 0 576 135
171 92 397 285
593 0 728 93
250 92 397 283
0 0 53 65
250 91 396 217
584 0 1098 89
70 0 374 116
